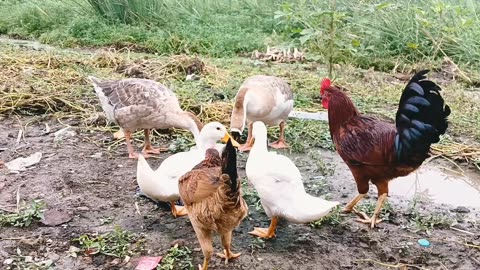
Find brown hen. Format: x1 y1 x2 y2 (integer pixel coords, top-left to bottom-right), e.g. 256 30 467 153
178 139 247 270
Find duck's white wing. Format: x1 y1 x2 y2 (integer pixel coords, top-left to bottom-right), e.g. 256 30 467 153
248 152 338 223
158 149 204 181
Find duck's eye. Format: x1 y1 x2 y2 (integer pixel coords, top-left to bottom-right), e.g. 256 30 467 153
216 127 220 130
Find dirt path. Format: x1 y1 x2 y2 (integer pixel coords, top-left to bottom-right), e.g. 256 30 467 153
1 116 479 270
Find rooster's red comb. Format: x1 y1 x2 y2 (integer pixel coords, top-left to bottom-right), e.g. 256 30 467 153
321 78 331 90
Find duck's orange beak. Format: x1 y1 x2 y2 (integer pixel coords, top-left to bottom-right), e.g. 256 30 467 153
221 133 240 148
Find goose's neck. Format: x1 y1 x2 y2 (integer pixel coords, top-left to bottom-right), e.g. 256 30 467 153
167 111 203 142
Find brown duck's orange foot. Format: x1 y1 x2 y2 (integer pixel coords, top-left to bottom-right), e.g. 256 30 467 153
248 227 276 239
269 140 289 149
238 144 253 152
216 249 241 264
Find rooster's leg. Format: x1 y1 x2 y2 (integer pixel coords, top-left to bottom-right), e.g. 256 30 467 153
355 193 388 228
343 193 367 215
269 121 289 149
248 216 278 239
170 202 188 217
124 131 141 159
216 231 241 264
239 123 254 152
142 129 168 155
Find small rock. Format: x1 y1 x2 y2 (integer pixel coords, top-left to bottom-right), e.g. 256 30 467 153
77 206 90 211
90 153 103 159
452 206 470 213
3 258 13 265
47 253 60 262
41 209 72 226
54 127 76 143
359 242 369 248
170 239 186 247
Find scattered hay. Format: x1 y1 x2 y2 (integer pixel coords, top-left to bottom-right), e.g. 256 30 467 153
251 46 305 63
116 55 206 81
430 141 480 170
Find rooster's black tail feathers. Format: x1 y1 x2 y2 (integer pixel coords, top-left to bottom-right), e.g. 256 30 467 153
394 69 451 163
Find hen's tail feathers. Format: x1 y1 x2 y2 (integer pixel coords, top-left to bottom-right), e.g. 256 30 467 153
221 139 238 192
394 70 451 162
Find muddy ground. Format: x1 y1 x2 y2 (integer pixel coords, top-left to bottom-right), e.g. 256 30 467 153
1 115 479 270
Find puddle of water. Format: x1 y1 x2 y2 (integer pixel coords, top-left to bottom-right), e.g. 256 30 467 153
389 165 480 208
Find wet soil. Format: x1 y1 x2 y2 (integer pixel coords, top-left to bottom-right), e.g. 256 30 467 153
1 116 479 270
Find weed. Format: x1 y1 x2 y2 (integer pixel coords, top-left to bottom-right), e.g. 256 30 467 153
157 244 193 270
241 181 262 211
248 238 266 255
405 206 453 233
0 200 44 227
310 205 343 227
72 226 145 259
356 200 395 223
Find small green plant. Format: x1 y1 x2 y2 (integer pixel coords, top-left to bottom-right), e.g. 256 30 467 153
248 238 266 255
0 200 44 227
356 200 395 223
157 244 193 270
241 181 262 211
310 205 343 227
73 226 145 258
283 120 335 153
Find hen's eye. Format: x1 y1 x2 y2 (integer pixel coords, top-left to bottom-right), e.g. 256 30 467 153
216 127 220 130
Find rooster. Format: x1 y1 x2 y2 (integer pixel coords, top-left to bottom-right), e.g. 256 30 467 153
320 70 450 228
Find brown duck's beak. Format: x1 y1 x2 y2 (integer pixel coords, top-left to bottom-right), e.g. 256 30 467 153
221 133 240 148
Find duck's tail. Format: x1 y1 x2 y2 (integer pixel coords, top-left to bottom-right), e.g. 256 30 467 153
285 194 339 224
136 154 156 193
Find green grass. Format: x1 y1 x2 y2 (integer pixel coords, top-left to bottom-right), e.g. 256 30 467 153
0 200 45 227
2 0 480 71
157 244 193 270
72 226 145 259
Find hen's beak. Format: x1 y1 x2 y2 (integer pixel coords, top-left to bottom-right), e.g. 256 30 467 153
221 133 240 148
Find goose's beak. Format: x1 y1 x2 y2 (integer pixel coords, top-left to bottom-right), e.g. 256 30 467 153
221 133 240 148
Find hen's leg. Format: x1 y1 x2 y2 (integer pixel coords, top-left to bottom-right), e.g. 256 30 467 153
124 131 141 159
170 202 188 217
194 228 213 270
248 216 278 239
269 121 289 149
142 129 168 155
239 123 254 152
216 230 241 264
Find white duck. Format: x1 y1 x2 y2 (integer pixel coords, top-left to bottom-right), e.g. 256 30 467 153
230 75 294 152
88 76 203 159
136 122 239 217
245 121 339 238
